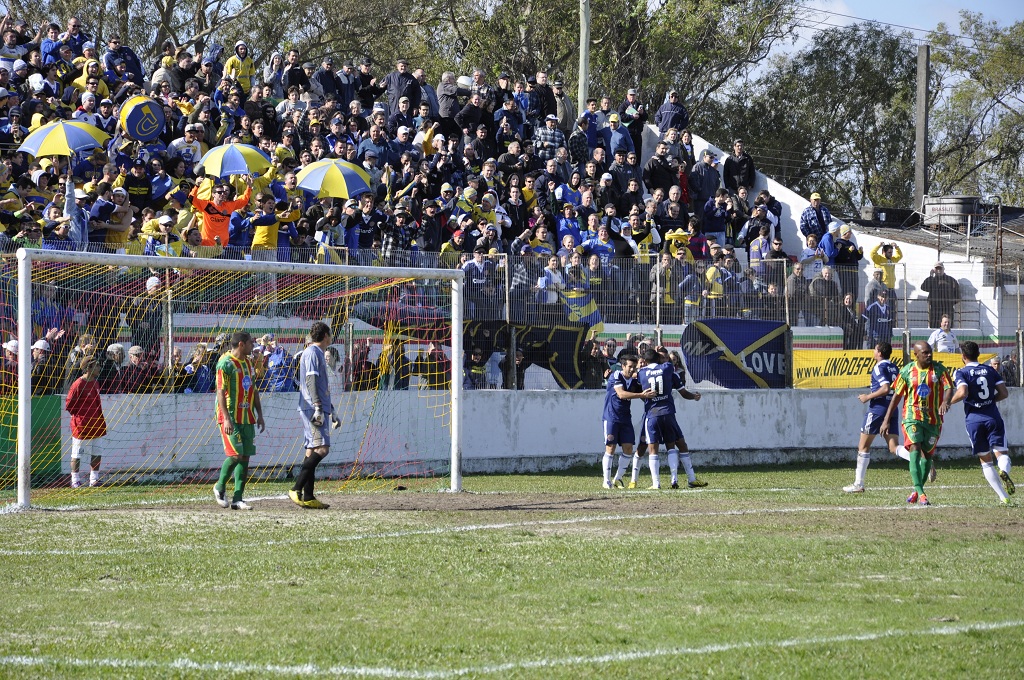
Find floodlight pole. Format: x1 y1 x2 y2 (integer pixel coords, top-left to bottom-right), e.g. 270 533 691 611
16 250 33 508
577 0 591 115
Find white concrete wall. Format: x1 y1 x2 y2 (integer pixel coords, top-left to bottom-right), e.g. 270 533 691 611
62 389 1024 475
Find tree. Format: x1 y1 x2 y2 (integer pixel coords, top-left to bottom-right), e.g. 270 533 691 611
700 23 917 214
928 12 1024 204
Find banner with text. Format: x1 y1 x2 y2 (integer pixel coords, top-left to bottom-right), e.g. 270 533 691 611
680 319 789 389
793 350 995 389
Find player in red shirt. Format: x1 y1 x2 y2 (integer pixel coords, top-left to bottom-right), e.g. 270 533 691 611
65 358 107 488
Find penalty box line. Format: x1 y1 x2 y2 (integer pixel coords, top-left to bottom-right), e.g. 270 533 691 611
1 619 1021 678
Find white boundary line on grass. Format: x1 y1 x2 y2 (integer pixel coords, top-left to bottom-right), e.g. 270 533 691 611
1 619 1021 678
0 483 991 514
0 503 979 556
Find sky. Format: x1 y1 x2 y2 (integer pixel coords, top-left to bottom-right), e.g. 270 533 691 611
794 0 1024 46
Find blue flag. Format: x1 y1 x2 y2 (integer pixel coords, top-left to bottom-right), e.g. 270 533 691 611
680 319 789 389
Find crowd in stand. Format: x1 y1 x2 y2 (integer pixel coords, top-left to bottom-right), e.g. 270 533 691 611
0 13 1003 394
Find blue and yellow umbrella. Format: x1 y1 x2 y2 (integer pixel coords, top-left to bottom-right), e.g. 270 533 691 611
198 143 273 178
295 159 372 199
18 120 110 157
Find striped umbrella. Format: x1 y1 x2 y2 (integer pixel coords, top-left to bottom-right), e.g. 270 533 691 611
18 120 110 157
198 143 272 178
295 159 372 199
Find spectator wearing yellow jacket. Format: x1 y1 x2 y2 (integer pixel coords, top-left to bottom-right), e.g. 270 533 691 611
869 241 903 291
224 41 256 95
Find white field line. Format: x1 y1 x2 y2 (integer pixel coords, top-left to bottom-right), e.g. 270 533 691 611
0 483 990 514
0 619 1020 678
0 503 981 557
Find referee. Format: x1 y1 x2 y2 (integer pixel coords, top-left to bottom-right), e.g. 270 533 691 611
289 321 338 509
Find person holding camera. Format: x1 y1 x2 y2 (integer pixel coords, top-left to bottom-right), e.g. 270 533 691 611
702 188 733 247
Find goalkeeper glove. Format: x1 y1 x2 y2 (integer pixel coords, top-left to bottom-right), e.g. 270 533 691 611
310 405 324 427
331 413 341 430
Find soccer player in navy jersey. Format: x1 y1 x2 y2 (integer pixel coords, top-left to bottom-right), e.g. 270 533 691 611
844 342 909 493
600 354 655 489
636 348 706 489
951 341 1015 504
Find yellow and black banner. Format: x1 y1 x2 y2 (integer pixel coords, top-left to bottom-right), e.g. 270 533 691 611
793 350 995 389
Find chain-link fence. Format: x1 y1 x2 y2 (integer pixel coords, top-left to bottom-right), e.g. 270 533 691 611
5 244 1023 390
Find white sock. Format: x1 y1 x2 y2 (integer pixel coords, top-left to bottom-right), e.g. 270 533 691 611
70 471 80 485
982 461 1008 501
602 453 613 484
630 453 641 483
680 452 696 483
614 454 630 482
668 449 679 484
895 445 911 461
854 452 870 486
996 453 1011 475
648 454 660 487
89 470 99 484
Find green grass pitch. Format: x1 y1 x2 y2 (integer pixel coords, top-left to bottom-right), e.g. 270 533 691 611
1 462 1022 679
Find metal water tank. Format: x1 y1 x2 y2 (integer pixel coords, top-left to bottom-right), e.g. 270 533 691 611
923 196 979 231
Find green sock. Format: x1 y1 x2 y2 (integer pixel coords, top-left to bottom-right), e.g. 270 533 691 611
909 450 924 494
921 457 932 489
216 458 237 492
232 458 249 503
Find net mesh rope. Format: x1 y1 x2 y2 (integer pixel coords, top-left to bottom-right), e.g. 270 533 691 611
0 255 454 507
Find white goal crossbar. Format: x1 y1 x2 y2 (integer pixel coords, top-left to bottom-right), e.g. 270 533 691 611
14 248 466 507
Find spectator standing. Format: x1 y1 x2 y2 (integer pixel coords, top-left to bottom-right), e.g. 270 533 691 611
552 80 574 133
833 224 864 301
643 141 679 197
381 58 420 111
921 261 960 329
786 263 810 326
869 241 903 307
722 139 756 195
654 90 688 136
534 114 566 162
688 150 720 224
863 290 894 347
616 88 647 156
799 192 831 242
598 113 633 156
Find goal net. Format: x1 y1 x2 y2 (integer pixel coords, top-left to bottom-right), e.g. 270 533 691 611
2 249 464 509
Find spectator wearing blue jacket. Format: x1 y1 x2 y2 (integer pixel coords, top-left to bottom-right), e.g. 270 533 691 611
598 114 634 155
819 222 840 266
101 35 145 86
654 90 689 136
702 189 733 247
799 192 832 242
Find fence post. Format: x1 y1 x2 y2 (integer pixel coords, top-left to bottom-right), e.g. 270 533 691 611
785 326 794 388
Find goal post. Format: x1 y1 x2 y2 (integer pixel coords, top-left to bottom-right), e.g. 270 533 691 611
12 247 465 509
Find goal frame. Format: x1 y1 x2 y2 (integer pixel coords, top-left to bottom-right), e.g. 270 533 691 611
14 247 465 508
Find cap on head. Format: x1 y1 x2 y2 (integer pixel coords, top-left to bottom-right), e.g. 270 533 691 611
809 192 821 200
146 276 161 291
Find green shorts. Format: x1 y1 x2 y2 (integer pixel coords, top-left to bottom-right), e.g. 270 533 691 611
901 420 941 453
221 422 256 459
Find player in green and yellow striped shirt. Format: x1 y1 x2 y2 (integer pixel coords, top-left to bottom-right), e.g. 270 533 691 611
882 341 953 506
214 332 266 510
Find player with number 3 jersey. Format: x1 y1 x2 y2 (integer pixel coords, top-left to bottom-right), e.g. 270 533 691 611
951 341 1015 504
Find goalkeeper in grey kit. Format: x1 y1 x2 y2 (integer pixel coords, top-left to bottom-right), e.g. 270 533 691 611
289 321 339 509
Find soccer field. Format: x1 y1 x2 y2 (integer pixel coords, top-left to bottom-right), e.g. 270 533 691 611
1 463 1022 679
